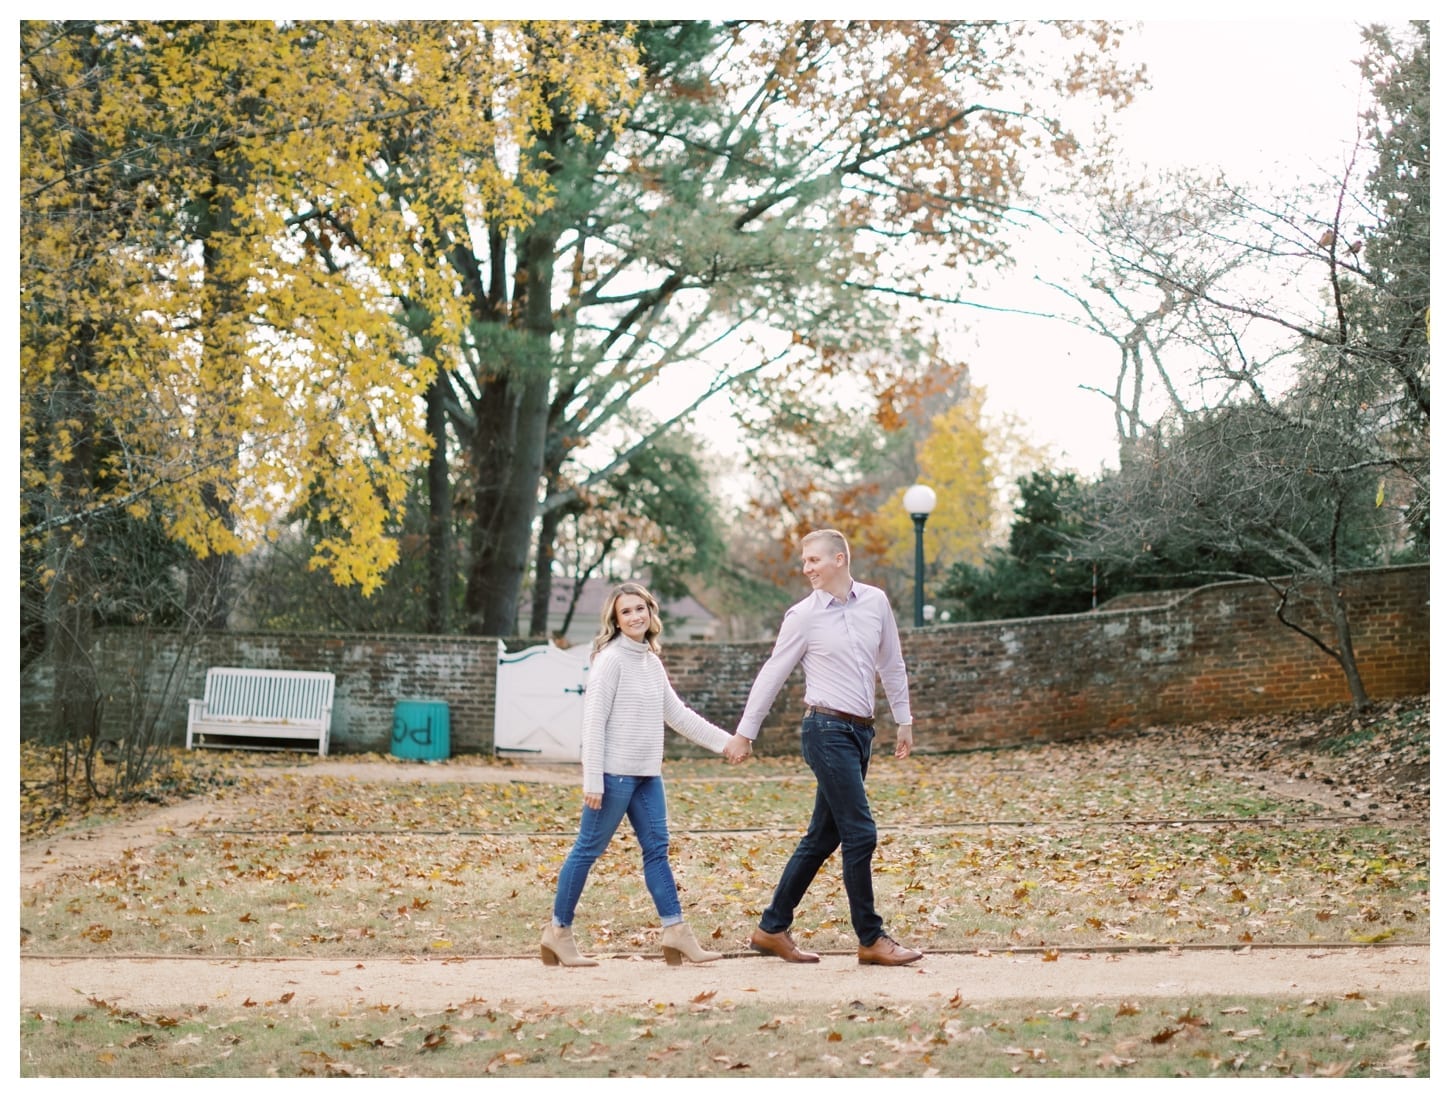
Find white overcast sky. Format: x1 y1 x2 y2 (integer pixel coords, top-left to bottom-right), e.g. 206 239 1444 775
963 17 1377 475
648 15 1389 481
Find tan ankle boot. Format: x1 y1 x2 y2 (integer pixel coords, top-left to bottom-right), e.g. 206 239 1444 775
661 922 721 965
540 923 598 967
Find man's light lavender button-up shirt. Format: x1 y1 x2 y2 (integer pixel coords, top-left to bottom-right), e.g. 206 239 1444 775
736 581 912 741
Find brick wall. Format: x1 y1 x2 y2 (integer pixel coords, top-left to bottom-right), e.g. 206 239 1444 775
663 564 1430 753
19 565 1429 756
885 564 1430 752
20 631 503 756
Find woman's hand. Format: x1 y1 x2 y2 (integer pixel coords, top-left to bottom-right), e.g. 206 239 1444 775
584 792 602 810
723 733 753 763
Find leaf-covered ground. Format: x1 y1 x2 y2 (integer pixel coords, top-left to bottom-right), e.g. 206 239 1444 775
20 697 1428 960
21 991 1430 1078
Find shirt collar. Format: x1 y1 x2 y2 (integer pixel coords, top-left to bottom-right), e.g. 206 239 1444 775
812 581 858 608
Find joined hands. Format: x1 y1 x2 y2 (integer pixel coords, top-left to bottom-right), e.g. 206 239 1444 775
723 733 753 764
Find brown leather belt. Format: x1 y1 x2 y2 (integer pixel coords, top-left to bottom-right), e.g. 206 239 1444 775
805 705 875 727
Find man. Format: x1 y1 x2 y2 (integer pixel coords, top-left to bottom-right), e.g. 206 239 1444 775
724 528 923 967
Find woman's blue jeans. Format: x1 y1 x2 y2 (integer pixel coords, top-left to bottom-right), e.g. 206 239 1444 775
759 711 884 945
552 773 682 928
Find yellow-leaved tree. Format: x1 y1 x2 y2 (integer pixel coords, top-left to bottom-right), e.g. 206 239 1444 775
871 389 1047 616
19 20 638 762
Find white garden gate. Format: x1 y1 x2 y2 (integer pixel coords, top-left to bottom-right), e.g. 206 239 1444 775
493 640 592 761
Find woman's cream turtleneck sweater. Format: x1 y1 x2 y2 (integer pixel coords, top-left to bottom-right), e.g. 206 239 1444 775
580 635 731 795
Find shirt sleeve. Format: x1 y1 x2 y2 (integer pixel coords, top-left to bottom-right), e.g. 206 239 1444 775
736 605 809 741
660 670 732 754
874 592 913 725
580 648 618 795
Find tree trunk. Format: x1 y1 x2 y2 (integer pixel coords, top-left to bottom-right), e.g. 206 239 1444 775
462 225 559 636
188 162 242 629
1326 584 1370 710
529 500 563 637
44 33 106 749
558 568 596 640
46 371 100 748
425 376 452 633
185 485 235 630
528 430 577 636
463 373 550 636
186 561 233 629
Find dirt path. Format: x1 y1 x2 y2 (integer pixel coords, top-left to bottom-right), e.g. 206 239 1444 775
19 758 1430 1013
20 946 1430 1013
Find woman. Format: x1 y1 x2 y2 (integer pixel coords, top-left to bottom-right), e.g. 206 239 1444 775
541 581 732 967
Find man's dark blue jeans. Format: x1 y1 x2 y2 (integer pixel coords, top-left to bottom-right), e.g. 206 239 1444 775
759 710 884 946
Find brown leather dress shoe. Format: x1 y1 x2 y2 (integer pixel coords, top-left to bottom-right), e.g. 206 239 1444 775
857 935 923 966
749 927 820 963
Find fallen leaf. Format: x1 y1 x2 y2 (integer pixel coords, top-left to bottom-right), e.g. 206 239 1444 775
1097 1052 1136 1069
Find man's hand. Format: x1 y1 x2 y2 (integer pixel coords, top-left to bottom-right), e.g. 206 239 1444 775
894 722 914 759
723 733 754 764
584 792 602 810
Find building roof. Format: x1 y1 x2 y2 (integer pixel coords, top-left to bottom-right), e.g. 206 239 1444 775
545 576 718 630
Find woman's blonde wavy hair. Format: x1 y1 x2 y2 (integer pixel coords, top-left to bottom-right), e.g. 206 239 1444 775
592 581 664 655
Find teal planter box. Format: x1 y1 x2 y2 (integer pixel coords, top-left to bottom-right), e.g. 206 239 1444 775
391 699 450 761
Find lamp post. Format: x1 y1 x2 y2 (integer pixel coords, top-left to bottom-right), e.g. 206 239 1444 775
902 484 937 628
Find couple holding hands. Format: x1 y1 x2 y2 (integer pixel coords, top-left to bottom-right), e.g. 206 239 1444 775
540 529 923 970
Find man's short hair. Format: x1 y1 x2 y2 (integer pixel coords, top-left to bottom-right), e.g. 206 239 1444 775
801 528 850 564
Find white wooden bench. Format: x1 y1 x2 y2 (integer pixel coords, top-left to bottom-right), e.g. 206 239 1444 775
186 667 335 756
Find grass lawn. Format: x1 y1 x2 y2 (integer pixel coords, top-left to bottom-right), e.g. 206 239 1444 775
21 992 1428 1078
